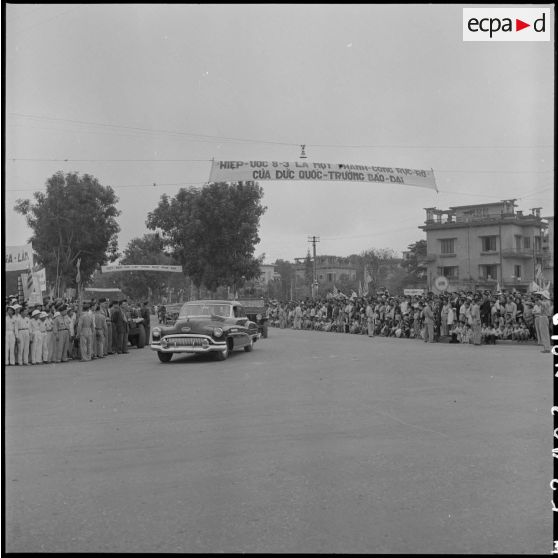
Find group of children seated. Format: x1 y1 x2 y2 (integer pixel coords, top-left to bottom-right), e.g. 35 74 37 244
449 319 532 344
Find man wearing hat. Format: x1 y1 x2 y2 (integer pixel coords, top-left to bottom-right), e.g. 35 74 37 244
140 301 151 345
534 292 552 353
422 299 435 343
99 298 113 356
29 309 42 364
53 304 71 363
16 305 31 365
5 305 17 365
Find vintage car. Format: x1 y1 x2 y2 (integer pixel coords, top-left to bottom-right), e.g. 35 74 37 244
237 297 269 338
150 299 259 363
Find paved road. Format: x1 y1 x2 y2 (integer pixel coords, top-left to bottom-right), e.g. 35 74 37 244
5 327 552 553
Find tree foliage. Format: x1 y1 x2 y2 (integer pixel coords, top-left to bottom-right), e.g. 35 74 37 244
119 233 186 301
401 239 427 278
359 247 399 291
14 171 120 294
146 182 267 292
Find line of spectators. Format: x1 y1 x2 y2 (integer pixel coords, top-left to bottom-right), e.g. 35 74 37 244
5 296 152 366
265 289 553 352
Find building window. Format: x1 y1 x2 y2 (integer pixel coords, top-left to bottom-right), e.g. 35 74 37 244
437 266 459 279
514 265 522 280
481 236 497 252
319 274 324 281
479 264 498 280
515 235 522 251
440 238 455 254
523 236 531 250
327 272 335 282
535 236 541 251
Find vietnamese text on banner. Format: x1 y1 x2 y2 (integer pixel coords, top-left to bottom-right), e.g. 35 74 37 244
101 264 183 273
209 161 437 191
5 244 34 271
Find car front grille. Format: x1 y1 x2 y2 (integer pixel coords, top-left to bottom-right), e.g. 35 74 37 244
166 336 206 347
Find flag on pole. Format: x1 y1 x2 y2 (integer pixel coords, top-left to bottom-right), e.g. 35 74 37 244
496 281 501 292
76 258 81 284
333 285 339 296
535 263 543 287
358 280 363 297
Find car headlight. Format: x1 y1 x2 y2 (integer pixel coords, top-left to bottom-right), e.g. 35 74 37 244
213 327 224 338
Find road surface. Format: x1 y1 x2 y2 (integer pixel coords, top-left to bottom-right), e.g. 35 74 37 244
5 327 552 553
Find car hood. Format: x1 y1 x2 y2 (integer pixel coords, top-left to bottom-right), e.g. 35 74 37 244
158 315 251 334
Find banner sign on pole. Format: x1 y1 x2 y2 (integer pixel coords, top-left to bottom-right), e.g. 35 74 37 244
403 288 425 296
101 264 183 273
36 268 47 292
5 244 34 271
209 161 437 191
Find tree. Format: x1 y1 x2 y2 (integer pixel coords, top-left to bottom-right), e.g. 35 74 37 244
14 171 120 296
146 182 267 293
119 233 185 301
360 248 398 292
274 259 295 299
401 239 427 279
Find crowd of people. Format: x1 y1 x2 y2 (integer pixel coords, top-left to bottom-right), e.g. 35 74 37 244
265 289 553 352
5 296 152 366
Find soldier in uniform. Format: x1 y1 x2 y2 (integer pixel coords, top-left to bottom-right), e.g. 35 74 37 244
99 298 113 355
94 304 107 358
44 306 55 363
5 305 17 365
53 304 71 363
29 309 42 364
77 303 95 361
16 305 31 365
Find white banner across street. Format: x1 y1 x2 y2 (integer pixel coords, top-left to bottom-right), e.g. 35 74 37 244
209 160 438 191
101 264 183 273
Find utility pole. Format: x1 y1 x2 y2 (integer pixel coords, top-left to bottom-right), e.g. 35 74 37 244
307 235 320 298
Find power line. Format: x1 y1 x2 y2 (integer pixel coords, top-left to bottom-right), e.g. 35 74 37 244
8 113 553 150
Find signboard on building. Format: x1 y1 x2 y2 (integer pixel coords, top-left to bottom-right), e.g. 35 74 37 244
5 244 34 271
209 161 438 191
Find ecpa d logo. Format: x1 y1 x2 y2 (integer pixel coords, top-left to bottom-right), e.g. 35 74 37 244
463 8 550 41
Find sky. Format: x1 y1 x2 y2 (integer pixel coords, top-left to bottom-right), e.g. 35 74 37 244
4 4 554 264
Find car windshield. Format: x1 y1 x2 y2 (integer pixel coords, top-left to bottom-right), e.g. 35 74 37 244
179 303 231 318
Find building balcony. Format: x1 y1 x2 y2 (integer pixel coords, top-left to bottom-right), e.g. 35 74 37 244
501 249 534 259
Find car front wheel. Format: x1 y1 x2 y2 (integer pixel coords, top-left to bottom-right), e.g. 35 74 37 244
157 351 173 363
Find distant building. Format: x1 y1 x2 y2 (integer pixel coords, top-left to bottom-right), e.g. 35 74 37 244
257 263 280 285
418 199 550 292
293 254 357 286
542 216 553 285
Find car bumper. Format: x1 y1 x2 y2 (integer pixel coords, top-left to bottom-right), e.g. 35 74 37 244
151 335 226 354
